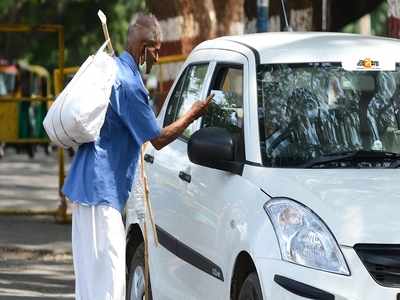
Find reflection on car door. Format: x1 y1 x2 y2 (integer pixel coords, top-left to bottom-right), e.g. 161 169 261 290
145 62 211 299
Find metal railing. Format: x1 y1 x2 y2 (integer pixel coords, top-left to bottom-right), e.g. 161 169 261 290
0 30 186 221
0 24 66 222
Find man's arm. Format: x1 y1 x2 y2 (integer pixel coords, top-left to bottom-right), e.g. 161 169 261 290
150 95 213 150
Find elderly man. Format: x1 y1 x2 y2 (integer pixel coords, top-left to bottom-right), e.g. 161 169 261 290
62 14 211 299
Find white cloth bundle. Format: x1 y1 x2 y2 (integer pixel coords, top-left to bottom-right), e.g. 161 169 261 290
43 41 117 148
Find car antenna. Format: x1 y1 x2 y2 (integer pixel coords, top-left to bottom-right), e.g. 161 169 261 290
280 0 293 32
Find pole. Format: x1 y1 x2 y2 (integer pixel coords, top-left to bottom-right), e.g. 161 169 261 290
56 26 68 224
257 0 269 32
359 14 371 35
322 0 328 31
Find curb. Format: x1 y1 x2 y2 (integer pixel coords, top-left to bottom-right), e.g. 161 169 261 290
0 246 72 258
0 209 58 216
0 209 72 223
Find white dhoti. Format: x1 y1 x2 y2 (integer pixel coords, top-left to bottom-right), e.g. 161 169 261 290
72 203 126 300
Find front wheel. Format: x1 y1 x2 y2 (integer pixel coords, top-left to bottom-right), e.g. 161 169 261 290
238 272 263 300
127 242 152 300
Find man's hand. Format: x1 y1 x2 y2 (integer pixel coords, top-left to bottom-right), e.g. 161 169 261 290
150 94 214 150
188 94 214 121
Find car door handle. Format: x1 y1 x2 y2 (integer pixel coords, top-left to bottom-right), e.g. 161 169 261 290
144 154 154 164
178 171 191 183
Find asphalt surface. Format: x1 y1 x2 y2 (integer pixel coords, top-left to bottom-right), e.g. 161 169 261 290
0 147 65 212
0 247 74 300
0 148 74 299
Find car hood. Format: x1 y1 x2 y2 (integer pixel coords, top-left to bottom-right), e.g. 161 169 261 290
244 167 400 246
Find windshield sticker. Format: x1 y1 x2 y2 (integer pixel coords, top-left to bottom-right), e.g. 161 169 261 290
357 58 379 70
342 57 396 71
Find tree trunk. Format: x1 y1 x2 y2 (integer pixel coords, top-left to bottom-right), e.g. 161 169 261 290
388 0 400 38
146 0 246 55
214 0 245 35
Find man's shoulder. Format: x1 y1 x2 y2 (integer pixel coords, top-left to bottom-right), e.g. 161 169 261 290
117 73 146 99
114 59 136 83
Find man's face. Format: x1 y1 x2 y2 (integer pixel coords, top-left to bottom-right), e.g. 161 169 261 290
142 41 161 74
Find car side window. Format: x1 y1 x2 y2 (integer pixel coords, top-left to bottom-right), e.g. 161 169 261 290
202 65 245 160
203 65 243 130
163 63 209 139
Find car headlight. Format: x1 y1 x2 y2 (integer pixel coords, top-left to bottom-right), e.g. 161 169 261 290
264 198 350 275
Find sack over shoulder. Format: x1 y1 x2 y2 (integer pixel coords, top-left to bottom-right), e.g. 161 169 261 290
43 41 117 148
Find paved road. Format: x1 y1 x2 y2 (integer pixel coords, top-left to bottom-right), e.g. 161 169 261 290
0 215 74 300
0 248 74 300
0 148 75 299
0 147 71 212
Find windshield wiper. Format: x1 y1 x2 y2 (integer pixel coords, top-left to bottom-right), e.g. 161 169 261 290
302 150 400 168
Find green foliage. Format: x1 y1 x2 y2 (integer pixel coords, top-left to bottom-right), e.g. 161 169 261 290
371 1 388 36
0 0 146 69
342 1 388 36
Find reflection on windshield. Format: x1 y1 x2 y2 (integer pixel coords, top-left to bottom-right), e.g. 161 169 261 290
257 63 400 167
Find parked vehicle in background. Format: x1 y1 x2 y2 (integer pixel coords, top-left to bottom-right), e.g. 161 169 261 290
126 32 400 300
0 60 51 158
0 61 18 158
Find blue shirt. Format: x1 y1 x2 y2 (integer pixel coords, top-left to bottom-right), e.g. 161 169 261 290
62 51 161 213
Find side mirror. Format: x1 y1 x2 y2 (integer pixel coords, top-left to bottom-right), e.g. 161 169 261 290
188 127 243 175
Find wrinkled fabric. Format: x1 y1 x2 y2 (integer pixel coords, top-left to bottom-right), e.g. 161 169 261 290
72 203 126 300
44 41 117 148
62 51 161 213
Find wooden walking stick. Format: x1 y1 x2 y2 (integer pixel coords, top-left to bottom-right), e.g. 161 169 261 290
97 11 158 299
140 143 159 300
97 10 115 56
141 145 159 246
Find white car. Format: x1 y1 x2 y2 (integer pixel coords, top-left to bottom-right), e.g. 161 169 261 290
126 32 400 300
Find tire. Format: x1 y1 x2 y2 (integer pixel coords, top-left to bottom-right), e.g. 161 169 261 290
238 272 263 300
127 242 153 300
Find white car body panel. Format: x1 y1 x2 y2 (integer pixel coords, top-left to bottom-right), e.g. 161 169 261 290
244 166 400 246
259 247 397 299
126 32 400 300
198 32 400 67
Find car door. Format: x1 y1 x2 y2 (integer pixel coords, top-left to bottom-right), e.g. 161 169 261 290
176 56 249 299
145 58 213 299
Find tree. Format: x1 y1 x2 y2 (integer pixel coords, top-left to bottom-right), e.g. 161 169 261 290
0 0 145 69
146 0 246 55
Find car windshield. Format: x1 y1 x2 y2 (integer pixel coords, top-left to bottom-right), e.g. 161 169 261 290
257 63 400 168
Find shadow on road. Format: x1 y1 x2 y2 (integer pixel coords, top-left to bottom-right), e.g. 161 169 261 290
0 215 74 299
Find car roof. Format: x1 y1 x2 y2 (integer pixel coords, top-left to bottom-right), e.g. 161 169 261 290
194 32 400 65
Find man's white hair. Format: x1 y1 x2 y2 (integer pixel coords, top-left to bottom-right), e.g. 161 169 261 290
128 13 163 43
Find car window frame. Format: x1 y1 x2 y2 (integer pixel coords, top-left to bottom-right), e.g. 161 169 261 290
201 62 245 161
162 66 189 128
206 63 243 97
162 62 211 142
